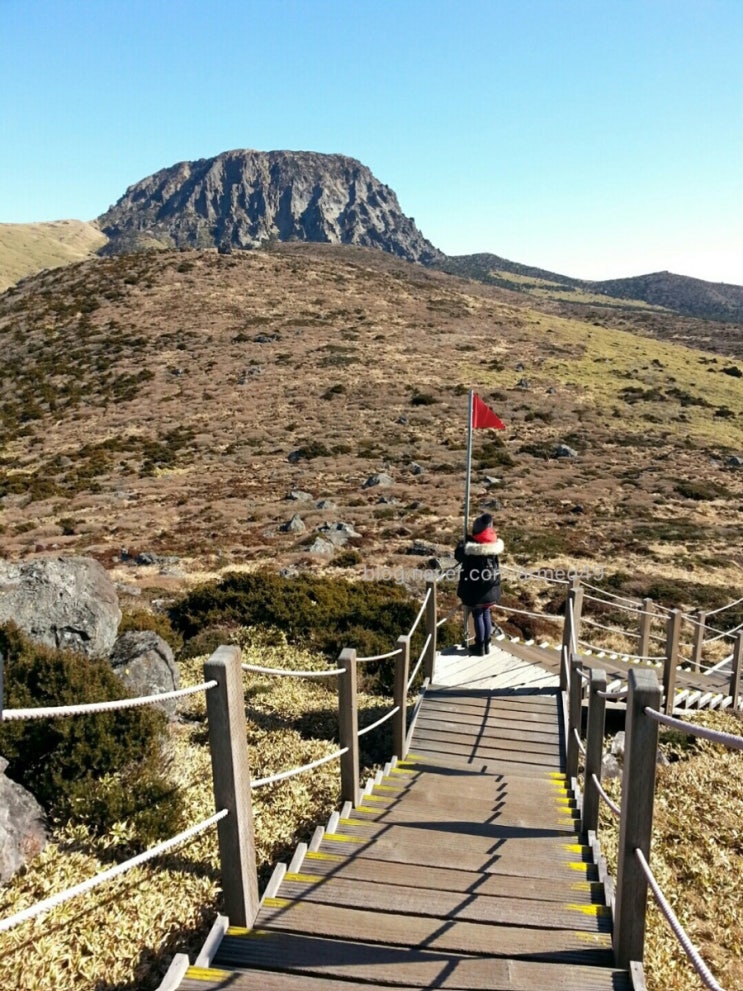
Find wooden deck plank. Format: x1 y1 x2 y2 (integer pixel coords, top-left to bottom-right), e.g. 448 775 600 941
302 851 606 904
277 874 610 932
210 932 631 989
252 901 614 965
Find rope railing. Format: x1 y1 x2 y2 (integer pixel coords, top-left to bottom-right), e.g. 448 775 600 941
598 688 629 700
494 602 563 622
580 582 644 608
635 849 725 991
572 726 586 757
577 640 665 663
407 634 431 690
704 622 743 644
408 587 431 638
357 705 400 738
591 772 621 818
582 592 651 616
242 662 344 678
355 648 402 663
250 747 348 789
581 615 642 639
0 681 217 721
436 604 461 628
706 596 743 618
0 809 228 934
644 709 743 750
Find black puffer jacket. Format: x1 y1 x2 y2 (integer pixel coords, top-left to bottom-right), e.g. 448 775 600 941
455 535 504 608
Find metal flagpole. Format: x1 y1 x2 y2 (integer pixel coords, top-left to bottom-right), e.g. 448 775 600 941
462 390 474 648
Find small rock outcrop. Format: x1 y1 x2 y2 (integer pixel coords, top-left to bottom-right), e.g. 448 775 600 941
0 758 48 882
363 472 394 489
109 631 179 718
0 557 121 659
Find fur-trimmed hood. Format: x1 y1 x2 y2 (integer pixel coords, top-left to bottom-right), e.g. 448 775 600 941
464 538 504 556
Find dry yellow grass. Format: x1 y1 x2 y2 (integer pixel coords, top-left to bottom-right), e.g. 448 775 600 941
0 220 107 291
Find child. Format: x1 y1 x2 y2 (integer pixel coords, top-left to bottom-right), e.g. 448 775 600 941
454 513 504 656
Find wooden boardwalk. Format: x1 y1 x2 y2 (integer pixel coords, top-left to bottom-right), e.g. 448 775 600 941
178 648 635 991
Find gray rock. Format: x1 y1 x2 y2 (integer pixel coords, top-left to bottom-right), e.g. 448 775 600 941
483 476 501 486
317 522 360 547
376 495 398 505
363 473 394 488
601 753 622 780
610 731 625 758
280 514 306 533
0 757 48 882
554 444 578 458
406 541 437 557
409 462 426 475
110 631 180 718
396 415 409 425
517 378 530 389
0 557 121 659
728 455 743 468
287 489 314 501
316 499 337 509
307 537 336 556
432 555 459 574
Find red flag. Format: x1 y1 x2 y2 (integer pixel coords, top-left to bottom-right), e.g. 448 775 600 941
471 393 505 430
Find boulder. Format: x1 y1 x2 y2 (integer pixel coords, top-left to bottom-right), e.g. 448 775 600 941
109 631 180 718
728 455 743 468
363 473 394 489
0 757 48 882
280 514 306 533
317 522 360 547
0 557 121 659
286 489 314 501
554 444 578 458
307 537 336 556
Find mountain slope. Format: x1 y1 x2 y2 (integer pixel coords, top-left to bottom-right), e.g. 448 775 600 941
0 243 740 600
0 220 107 291
440 253 743 323
97 149 443 264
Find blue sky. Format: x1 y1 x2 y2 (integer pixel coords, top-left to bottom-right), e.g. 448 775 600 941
1 0 741 284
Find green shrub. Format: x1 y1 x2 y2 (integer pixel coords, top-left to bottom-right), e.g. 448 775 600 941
0 624 182 847
170 571 427 693
118 608 183 654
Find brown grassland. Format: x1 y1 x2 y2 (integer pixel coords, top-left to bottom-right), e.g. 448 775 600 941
0 243 741 990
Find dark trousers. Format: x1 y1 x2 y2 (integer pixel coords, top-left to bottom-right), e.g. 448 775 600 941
472 606 492 643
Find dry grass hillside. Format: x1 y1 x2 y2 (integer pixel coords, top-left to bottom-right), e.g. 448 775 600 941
0 242 740 612
0 220 107 292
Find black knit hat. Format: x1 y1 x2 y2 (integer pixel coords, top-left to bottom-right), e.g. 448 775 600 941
472 513 494 535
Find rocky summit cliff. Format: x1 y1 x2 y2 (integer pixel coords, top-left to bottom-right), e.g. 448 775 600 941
97 149 443 264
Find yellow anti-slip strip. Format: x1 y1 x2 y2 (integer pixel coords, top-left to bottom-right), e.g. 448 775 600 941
262 897 292 909
323 832 365 844
227 926 273 937
186 966 232 981
284 872 323 883
567 902 612 917
305 850 343 862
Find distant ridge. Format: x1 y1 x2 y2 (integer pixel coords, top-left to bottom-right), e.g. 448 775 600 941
96 149 443 265
438 253 743 323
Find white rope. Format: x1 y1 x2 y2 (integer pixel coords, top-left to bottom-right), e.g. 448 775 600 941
577 640 665 663
407 634 431 690
572 727 586 756
704 622 743 644
598 689 629 701
635 849 725 991
644 708 743 750
707 596 743 618
242 663 343 678
436 604 462 628
0 810 227 933
355 648 402 663
250 747 348 788
408 588 431 638
0 682 217 721
580 583 643 608
581 615 641 639
591 773 621 817
357 705 400 738
494 602 563 621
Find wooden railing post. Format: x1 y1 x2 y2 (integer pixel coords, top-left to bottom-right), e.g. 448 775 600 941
561 579 583 691
662 609 681 714
424 580 437 681
691 611 707 672
566 654 584 783
638 598 653 659
393 635 410 759
613 668 661 969
337 648 359 806
730 632 743 713
582 668 607 837
204 645 259 927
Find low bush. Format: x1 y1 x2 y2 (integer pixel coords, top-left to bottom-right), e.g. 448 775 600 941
170 571 428 693
0 624 182 847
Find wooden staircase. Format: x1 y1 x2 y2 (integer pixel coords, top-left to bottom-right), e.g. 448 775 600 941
177 662 636 990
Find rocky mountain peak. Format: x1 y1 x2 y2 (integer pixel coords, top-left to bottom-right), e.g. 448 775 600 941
97 148 443 264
